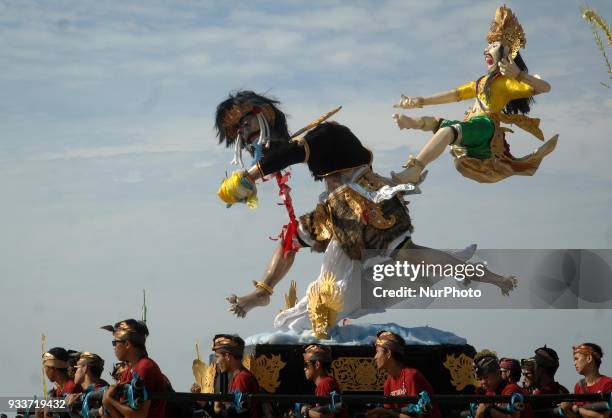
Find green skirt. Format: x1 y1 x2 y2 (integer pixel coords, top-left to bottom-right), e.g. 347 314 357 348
440 115 494 160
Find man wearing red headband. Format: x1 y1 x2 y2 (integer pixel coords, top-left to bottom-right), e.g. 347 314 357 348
499 358 522 385
560 343 612 418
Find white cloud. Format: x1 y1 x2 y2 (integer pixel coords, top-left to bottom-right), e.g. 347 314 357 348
193 160 216 169
114 169 144 183
31 143 206 161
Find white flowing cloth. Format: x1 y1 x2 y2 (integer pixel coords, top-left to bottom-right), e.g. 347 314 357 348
273 167 417 333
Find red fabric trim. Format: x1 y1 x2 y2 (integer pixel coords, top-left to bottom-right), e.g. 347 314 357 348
269 171 300 255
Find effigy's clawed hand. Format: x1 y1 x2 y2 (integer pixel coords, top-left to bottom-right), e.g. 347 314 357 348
393 94 424 109
226 287 271 318
500 276 518 296
226 294 247 318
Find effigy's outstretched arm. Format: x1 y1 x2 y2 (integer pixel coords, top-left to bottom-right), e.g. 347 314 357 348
394 88 464 110
226 242 297 318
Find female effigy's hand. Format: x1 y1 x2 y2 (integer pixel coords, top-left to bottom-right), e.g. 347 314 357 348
393 95 424 109
498 57 521 79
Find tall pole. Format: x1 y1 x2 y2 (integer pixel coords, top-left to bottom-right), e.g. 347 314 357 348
141 289 147 323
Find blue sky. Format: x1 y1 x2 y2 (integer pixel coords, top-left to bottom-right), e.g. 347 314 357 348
1 0 611 395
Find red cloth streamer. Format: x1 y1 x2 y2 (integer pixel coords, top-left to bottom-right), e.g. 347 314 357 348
271 171 300 255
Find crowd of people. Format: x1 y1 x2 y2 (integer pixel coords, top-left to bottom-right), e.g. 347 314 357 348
25 319 611 418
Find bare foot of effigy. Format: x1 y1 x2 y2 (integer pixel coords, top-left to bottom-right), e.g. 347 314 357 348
393 114 421 130
534 134 558 159
391 166 423 184
226 283 271 318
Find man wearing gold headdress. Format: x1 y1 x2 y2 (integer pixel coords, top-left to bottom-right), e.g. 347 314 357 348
101 319 168 418
212 334 262 418
66 352 109 417
301 344 348 418
392 5 558 184
366 331 440 418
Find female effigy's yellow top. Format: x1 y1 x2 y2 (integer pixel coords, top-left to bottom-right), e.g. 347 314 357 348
456 75 534 114
455 75 543 140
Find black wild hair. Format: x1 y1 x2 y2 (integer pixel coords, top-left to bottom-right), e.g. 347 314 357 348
215 90 290 156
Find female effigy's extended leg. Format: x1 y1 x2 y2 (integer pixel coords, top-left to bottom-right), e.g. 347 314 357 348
397 242 517 296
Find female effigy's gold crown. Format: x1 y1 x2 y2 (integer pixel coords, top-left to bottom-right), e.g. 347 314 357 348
487 5 526 58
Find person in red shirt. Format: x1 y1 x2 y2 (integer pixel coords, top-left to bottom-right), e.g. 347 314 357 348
212 334 261 418
532 346 568 396
101 319 168 418
37 347 82 418
519 358 536 394
522 346 567 417
366 331 440 418
42 347 83 398
499 358 521 385
66 352 109 417
473 350 532 418
560 343 612 418
300 344 347 418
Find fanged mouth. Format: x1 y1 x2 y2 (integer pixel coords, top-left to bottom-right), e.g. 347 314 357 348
247 131 260 142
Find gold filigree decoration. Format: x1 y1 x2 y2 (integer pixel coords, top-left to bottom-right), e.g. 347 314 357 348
312 204 333 241
486 5 526 58
331 357 387 392
222 103 276 140
243 354 286 393
342 189 396 230
192 341 216 393
443 353 478 391
282 280 298 312
192 359 216 393
308 272 344 339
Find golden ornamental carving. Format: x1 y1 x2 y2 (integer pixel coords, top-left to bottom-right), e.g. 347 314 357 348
282 280 298 312
243 354 286 393
331 357 387 392
192 358 216 394
342 189 396 230
312 204 333 241
192 341 216 394
308 272 344 339
486 5 526 58
443 353 477 391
